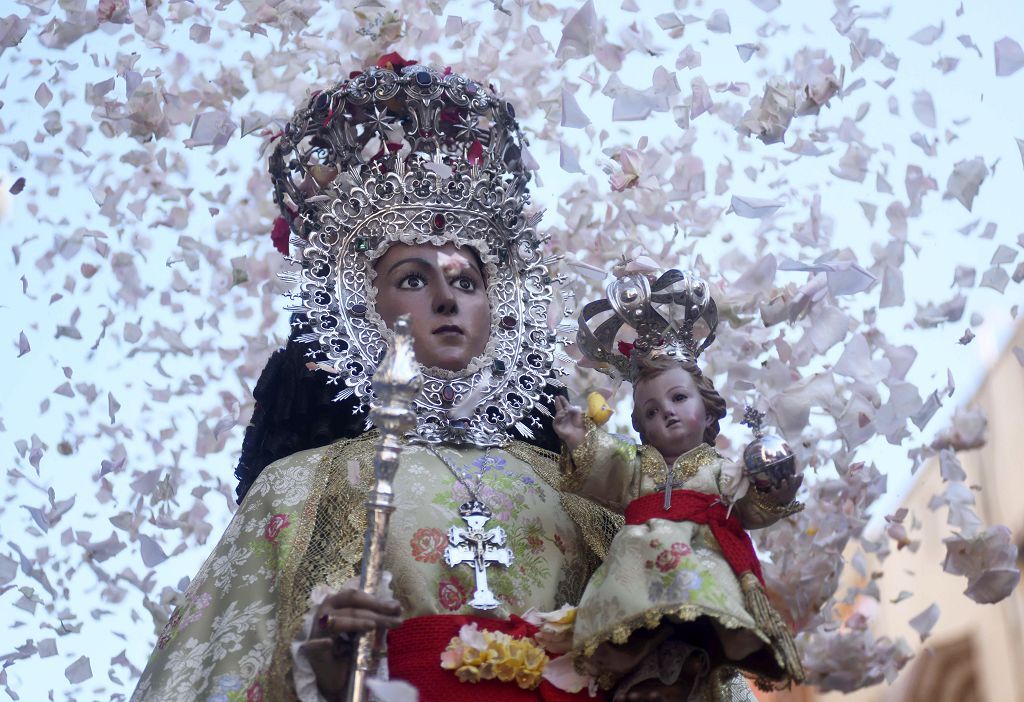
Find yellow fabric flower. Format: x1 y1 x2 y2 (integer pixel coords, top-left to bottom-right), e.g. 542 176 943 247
440 624 550 690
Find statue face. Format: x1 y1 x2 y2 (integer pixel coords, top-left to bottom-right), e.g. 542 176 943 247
373 243 490 372
633 366 710 459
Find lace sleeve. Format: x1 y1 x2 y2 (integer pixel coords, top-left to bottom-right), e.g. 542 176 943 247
559 423 642 513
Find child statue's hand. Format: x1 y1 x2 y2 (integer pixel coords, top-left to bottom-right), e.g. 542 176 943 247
553 396 587 451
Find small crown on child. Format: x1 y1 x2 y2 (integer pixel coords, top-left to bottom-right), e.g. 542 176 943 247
576 267 719 381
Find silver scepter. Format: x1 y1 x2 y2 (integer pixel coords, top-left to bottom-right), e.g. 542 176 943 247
348 315 422 702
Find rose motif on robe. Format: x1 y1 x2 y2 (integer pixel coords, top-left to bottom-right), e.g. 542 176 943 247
410 527 448 563
438 576 470 611
670 541 692 557
654 548 681 573
263 514 290 543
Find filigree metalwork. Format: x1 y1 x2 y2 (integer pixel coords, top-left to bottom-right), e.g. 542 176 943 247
577 268 719 381
269 64 558 446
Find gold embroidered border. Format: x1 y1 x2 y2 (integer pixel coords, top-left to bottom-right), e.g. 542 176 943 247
746 490 804 518
638 442 719 487
572 598 799 691
574 602 767 660
266 433 380 700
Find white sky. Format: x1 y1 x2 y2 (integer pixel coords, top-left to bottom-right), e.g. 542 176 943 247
1 0 1022 698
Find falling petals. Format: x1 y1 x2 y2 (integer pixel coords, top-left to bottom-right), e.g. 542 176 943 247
909 23 943 46
907 604 939 642
729 194 783 218
994 37 1024 76
558 141 584 174
739 77 795 145
560 87 590 128
943 526 1021 604
705 9 731 34
185 111 237 151
555 0 598 60
943 157 988 211
65 655 93 684
35 83 53 108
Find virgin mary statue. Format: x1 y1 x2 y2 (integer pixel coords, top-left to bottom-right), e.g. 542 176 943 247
130 56 760 702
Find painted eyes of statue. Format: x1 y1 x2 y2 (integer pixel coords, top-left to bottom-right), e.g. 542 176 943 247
397 273 479 292
645 393 690 418
451 276 478 292
397 273 427 289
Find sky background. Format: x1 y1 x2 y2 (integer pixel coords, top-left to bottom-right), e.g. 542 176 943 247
1 0 1022 698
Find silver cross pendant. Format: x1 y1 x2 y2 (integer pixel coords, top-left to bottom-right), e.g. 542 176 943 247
444 500 513 610
661 461 676 510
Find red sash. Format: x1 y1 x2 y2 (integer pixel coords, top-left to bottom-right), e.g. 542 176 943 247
624 489 764 586
387 614 605 702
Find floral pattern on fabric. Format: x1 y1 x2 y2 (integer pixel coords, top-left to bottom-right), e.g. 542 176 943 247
209 672 268 702
132 446 323 702
438 574 473 611
249 511 295 584
133 441 596 702
410 527 448 563
157 590 213 650
567 435 778 684
419 448 569 613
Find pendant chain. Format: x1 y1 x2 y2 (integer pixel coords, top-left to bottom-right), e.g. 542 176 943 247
426 445 494 510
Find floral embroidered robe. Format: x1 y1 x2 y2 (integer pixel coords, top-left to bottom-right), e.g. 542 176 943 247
564 429 799 693
131 434 620 702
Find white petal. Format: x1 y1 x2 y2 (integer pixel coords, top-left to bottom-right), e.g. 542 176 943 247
560 87 590 129
908 603 939 641
366 678 419 702
994 36 1024 76
729 194 784 218
65 655 93 684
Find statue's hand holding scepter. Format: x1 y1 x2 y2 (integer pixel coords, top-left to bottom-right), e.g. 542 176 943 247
347 315 423 702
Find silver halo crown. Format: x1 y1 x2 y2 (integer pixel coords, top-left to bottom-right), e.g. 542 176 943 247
577 268 719 381
268 63 560 446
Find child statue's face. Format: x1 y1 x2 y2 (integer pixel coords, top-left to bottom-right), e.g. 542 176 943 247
633 366 710 458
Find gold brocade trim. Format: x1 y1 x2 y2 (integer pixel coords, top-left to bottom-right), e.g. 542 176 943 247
563 423 598 494
738 573 805 684
559 443 589 494
266 434 381 701
504 440 624 567
575 603 766 662
746 490 804 518
638 442 719 487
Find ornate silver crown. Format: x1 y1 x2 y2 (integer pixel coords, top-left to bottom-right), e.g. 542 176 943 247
268 63 561 446
577 268 719 380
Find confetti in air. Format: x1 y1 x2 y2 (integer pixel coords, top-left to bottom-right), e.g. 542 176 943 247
0 0 1021 698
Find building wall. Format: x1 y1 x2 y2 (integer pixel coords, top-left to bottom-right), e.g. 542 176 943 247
773 320 1024 702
